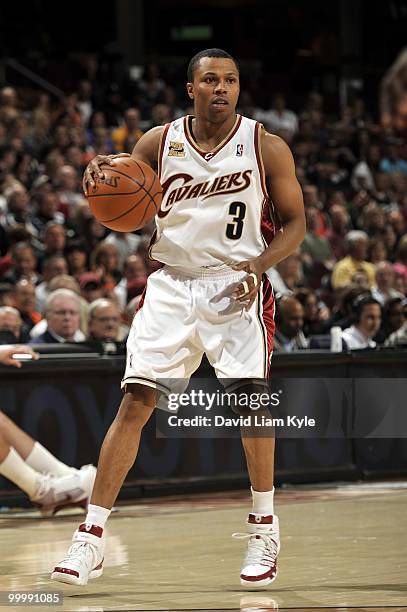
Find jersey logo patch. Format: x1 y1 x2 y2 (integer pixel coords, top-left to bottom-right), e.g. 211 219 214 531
168 141 185 157
236 144 244 156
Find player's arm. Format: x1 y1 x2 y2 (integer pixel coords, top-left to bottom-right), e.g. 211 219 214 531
258 131 306 270
130 126 164 171
83 126 164 191
232 131 305 309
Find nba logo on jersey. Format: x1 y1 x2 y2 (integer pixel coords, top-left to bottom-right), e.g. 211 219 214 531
236 143 244 156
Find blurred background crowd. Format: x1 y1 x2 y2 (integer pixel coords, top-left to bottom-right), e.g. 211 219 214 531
0 10 406 352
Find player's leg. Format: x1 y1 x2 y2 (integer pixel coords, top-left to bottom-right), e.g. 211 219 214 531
51 267 203 586
241 435 274 492
0 411 35 460
0 421 95 515
239 425 279 588
51 383 156 586
203 272 279 588
0 410 77 476
90 384 156 509
0 429 41 498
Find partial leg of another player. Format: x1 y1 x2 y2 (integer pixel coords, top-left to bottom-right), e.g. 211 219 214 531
0 411 96 515
236 433 280 588
51 384 156 585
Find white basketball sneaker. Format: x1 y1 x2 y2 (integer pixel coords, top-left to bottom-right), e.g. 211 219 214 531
51 523 104 586
31 465 96 516
233 514 280 588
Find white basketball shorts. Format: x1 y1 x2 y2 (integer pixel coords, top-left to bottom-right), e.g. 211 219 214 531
121 265 275 405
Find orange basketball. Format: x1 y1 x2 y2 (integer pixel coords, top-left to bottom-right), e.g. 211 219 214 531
86 157 162 232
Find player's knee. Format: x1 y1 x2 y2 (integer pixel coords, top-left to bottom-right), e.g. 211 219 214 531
118 384 157 428
227 382 270 416
118 399 153 429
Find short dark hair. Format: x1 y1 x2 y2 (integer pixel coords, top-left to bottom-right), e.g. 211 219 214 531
353 295 381 322
64 239 88 256
43 254 67 270
384 296 407 316
187 48 239 82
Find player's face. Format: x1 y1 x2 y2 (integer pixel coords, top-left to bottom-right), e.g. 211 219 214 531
187 57 240 122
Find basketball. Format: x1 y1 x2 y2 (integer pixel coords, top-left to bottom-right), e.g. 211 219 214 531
86 157 162 232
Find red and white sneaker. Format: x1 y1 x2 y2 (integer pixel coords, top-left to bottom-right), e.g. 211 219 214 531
51 523 104 586
31 465 96 517
233 514 280 588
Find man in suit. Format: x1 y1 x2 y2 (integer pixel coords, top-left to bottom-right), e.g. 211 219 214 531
33 288 84 343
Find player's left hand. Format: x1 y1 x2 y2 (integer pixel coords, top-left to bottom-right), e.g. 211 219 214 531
231 258 264 311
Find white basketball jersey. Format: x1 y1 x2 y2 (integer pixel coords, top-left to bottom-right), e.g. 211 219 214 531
150 114 277 270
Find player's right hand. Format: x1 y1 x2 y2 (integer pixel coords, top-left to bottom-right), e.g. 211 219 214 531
83 153 131 193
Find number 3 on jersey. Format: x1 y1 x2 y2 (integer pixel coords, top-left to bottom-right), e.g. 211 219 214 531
226 201 246 240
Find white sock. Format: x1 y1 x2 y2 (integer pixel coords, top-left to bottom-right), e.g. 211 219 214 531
251 486 275 515
85 503 111 529
0 448 41 498
25 442 74 477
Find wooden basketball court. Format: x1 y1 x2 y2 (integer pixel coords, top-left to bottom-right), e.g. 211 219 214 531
0 481 406 611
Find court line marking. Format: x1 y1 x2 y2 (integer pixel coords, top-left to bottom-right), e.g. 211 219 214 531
97 604 407 612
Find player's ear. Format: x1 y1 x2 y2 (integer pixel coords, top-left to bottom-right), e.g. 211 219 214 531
186 83 194 100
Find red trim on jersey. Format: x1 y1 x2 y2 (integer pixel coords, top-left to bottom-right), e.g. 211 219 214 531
157 123 171 179
135 282 148 314
254 122 268 200
148 121 168 266
261 276 275 376
255 122 279 247
184 114 242 161
261 199 277 247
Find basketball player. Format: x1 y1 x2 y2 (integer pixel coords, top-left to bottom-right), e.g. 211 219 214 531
52 49 305 588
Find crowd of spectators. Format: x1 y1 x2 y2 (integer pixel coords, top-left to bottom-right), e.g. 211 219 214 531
0 61 406 352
